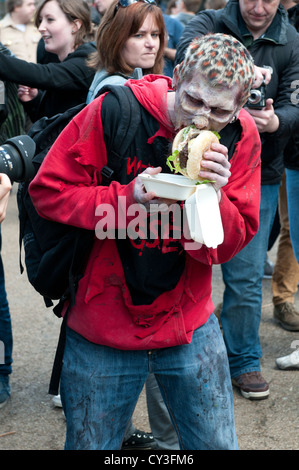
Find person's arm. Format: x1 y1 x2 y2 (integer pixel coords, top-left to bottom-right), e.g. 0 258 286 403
0 51 94 92
164 47 176 62
165 17 184 63
253 65 272 88
0 174 12 223
246 98 279 134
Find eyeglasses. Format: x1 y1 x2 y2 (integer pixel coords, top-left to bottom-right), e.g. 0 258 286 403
115 0 157 13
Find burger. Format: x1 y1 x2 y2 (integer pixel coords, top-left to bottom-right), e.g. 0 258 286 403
167 125 220 182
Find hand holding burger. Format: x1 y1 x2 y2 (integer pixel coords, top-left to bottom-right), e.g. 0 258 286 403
167 125 231 198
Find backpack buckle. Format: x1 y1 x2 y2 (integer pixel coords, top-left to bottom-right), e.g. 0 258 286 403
101 165 114 184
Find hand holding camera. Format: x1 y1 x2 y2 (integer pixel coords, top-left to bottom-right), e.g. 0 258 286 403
245 67 279 134
246 97 279 134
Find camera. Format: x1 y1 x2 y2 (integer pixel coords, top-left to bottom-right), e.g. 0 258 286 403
0 135 36 183
246 80 267 109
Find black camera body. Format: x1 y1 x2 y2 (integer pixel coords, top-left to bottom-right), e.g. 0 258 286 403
0 135 36 183
246 81 267 110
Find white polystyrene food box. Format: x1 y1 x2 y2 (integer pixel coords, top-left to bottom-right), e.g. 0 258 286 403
139 173 197 200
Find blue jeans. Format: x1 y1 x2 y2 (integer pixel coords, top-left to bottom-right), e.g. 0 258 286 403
60 315 238 450
221 184 280 378
0 226 12 377
285 169 299 263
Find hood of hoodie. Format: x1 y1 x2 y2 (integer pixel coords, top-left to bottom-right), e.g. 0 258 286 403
125 74 174 140
65 41 96 60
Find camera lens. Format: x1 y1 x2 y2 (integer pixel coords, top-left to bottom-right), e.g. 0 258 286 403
0 135 36 182
248 89 262 105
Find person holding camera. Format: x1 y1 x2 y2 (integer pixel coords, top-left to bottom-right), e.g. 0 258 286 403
175 0 299 400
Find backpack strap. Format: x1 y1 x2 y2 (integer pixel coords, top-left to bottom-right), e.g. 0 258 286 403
98 85 142 184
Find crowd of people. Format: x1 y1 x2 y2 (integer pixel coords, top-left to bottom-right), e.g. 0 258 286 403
0 0 298 451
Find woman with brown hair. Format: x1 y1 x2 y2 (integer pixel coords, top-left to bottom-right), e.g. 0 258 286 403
0 0 96 122
86 0 166 103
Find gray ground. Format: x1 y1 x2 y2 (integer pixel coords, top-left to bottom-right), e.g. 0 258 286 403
0 187 298 450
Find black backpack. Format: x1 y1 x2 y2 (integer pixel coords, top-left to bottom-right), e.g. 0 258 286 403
17 85 143 394
18 85 142 314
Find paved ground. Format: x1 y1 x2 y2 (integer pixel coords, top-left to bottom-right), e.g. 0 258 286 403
0 187 298 450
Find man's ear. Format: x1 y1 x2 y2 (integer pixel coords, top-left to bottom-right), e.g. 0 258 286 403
172 64 180 91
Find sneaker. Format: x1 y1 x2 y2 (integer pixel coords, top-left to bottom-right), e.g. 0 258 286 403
232 372 269 400
276 349 299 370
52 394 62 408
0 375 10 409
263 256 274 279
273 302 299 331
122 429 156 450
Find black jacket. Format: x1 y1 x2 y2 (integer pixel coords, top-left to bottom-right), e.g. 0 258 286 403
175 1 299 184
288 3 299 30
0 42 96 122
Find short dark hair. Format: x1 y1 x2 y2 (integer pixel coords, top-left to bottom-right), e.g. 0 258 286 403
6 0 24 14
182 0 203 14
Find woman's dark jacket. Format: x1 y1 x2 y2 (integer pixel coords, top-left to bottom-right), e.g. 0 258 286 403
175 0 299 183
0 42 96 122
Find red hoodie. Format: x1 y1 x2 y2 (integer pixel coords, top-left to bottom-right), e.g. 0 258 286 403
29 75 261 350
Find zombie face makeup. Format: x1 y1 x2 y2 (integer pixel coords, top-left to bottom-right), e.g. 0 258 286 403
173 71 242 132
172 34 255 131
